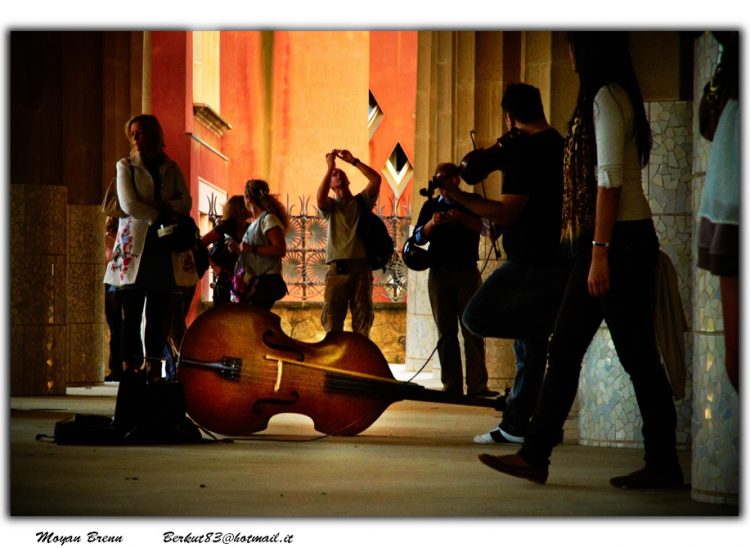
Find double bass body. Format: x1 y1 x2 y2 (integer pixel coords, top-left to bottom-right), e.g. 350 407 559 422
177 304 397 436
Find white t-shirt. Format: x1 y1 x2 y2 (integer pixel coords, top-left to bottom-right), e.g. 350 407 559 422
240 212 283 276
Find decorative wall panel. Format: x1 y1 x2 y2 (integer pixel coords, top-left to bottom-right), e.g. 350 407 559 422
578 100 694 449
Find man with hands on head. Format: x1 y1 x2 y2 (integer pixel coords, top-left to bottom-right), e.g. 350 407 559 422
317 149 382 338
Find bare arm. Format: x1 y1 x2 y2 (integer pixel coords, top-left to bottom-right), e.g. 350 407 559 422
443 208 483 233
336 149 381 200
239 225 287 258
201 228 221 247
588 187 620 297
316 151 336 211
442 180 527 227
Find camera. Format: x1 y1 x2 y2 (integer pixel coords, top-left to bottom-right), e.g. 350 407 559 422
459 127 526 184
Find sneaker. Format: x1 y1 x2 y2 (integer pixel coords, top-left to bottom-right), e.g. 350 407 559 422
473 427 524 445
609 465 686 489
478 453 549 484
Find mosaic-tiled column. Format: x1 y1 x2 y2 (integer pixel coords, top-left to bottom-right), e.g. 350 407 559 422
690 33 739 505
577 101 694 451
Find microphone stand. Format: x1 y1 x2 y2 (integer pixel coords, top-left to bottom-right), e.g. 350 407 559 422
469 129 502 261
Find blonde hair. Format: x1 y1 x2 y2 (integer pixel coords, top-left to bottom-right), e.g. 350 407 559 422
124 113 166 152
244 179 290 232
222 195 247 222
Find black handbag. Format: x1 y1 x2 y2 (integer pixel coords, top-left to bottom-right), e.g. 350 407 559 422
699 64 730 142
157 214 199 252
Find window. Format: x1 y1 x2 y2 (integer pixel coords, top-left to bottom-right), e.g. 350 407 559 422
368 90 384 139
382 143 413 201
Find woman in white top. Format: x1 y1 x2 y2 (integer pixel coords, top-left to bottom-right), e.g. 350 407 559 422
479 32 682 489
104 114 196 382
227 179 289 309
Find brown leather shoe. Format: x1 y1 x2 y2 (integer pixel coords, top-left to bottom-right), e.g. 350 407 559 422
478 453 548 484
609 466 685 489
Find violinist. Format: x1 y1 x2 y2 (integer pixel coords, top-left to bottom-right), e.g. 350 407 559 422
445 83 569 445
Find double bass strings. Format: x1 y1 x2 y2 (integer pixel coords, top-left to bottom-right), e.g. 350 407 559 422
180 354 414 399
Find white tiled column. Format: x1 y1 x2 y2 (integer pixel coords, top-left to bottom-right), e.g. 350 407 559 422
689 33 739 505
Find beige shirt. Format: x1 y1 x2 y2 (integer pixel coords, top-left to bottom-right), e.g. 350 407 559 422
319 191 375 262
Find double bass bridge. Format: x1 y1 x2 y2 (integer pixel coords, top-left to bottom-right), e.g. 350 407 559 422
178 356 243 381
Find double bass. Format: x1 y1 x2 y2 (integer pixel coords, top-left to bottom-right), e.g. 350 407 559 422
177 305 504 436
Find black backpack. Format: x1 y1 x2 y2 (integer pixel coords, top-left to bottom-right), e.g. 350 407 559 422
51 377 203 445
355 194 395 272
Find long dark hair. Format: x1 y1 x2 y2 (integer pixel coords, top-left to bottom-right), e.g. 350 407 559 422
567 31 652 166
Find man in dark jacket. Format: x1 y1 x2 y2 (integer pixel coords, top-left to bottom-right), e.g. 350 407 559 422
413 163 497 398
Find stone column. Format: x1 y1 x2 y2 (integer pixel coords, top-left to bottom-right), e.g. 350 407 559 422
406 31 479 384
406 31 572 392
473 32 516 391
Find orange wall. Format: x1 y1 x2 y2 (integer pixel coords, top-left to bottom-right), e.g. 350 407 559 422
268 31 371 214
149 31 418 311
220 31 269 198
148 30 420 222
151 32 195 206
369 31 418 217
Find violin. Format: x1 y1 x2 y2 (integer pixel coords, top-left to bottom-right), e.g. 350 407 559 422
177 304 504 436
459 127 526 184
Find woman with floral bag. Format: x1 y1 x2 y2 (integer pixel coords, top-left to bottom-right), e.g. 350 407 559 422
104 113 197 382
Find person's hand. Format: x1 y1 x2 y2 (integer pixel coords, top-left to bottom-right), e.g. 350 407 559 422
588 252 610 297
225 237 240 254
429 212 446 227
326 151 337 169
444 208 465 222
335 149 355 164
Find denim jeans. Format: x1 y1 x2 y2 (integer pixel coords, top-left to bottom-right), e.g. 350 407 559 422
462 260 569 435
463 260 570 340
521 220 678 469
